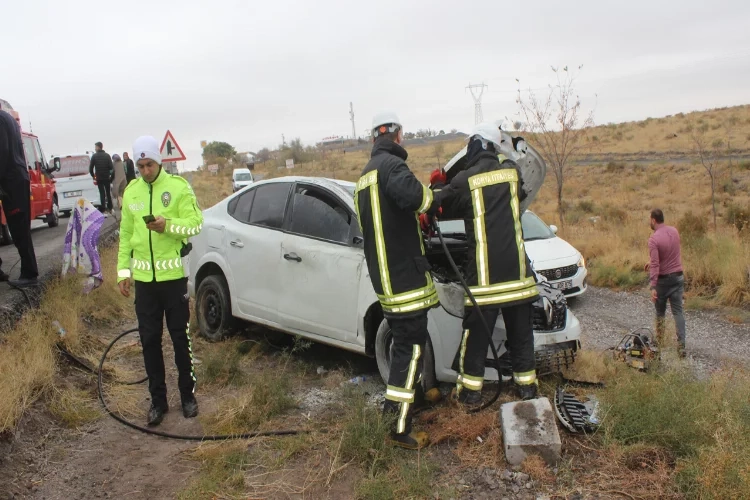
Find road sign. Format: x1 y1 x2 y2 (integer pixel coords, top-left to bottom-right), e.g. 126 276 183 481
207 164 219 175
160 130 187 162
286 159 295 169
200 140 207 148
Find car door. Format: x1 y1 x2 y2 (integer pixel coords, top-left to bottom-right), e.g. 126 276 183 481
277 183 364 343
223 182 292 324
21 135 43 216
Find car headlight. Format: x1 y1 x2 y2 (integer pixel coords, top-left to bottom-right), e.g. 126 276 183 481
577 256 586 268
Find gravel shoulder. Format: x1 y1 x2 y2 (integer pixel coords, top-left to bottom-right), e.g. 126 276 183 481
569 286 750 370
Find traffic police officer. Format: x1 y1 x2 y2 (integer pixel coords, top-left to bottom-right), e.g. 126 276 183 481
354 112 441 450
117 135 203 426
430 122 539 406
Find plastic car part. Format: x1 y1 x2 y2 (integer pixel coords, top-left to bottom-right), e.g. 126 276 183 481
554 386 600 433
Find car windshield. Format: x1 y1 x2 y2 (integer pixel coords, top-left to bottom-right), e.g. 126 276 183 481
235 173 252 181
522 212 555 240
57 156 90 177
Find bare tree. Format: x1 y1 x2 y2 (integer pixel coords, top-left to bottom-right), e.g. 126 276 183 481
516 66 595 227
433 142 445 168
689 122 723 230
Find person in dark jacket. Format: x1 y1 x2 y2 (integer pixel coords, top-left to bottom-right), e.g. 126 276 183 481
0 109 39 288
429 122 539 406
89 141 114 213
354 111 440 450
123 152 136 183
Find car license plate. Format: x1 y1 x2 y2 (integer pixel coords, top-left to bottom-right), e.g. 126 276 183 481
64 191 82 198
551 280 573 290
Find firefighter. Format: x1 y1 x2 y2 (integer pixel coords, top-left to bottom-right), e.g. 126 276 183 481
354 112 441 450
426 122 539 406
117 135 203 426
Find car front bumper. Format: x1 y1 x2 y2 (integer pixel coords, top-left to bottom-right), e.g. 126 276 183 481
542 266 588 297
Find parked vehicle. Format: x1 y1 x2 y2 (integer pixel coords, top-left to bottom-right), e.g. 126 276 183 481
51 154 100 216
522 211 587 297
232 168 254 192
188 176 581 387
0 131 60 245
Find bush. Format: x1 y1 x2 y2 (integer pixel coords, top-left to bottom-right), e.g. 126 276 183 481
725 203 750 232
678 211 708 241
577 200 596 213
588 263 647 289
605 161 626 173
601 204 628 223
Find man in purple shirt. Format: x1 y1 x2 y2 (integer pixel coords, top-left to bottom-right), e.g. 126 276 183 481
645 208 686 356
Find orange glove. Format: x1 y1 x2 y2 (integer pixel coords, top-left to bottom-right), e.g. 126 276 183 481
420 207 442 232
429 168 447 187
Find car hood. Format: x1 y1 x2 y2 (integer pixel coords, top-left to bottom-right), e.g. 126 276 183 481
442 133 546 212
525 237 580 268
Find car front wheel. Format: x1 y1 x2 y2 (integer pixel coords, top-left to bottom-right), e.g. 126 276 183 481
374 318 437 391
47 198 59 228
196 274 235 341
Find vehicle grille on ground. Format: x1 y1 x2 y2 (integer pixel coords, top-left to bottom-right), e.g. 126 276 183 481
539 264 578 281
533 302 567 331
486 341 579 378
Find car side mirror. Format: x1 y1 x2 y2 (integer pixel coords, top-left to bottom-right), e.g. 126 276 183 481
550 225 558 234
353 235 364 246
52 157 61 172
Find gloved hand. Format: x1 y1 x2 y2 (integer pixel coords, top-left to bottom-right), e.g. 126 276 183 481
419 207 442 232
429 168 446 188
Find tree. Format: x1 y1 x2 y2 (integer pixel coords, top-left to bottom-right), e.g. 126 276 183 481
450 128 458 134
433 142 445 168
256 147 271 163
404 132 416 140
516 66 594 227
202 141 236 160
689 122 723 230
438 130 445 135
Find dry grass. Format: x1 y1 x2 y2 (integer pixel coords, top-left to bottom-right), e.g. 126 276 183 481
46 385 102 428
521 454 554 483
0 246 133 433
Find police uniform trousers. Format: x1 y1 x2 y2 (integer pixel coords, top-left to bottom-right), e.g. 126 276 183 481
384 311 428 435
457 302 536 393
0 178 38 279
135 277 196 409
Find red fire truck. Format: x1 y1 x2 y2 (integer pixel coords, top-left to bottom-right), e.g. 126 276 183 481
0 99 59 245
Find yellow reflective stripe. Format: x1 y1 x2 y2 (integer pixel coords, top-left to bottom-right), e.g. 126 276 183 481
514 371 537 385
354 191 362 232
456 329 470 395
154 258 182 271
377 284 435 304
386 385 415 403
468 276 536 296
464 286 539 306
497 154 507 163
472 189 489 286
509 181 526 279
169 224 202 236
458 374 484 390
418 185 433 214
382 293 439 314
356 170 378 191
397 344 422 434
468 169 518 190
117 269 131 279
370 185 392 296
132 259 151 271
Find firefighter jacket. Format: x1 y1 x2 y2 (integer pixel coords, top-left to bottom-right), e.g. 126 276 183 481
436 151 539 308
354 140 440 318
117 168 203 283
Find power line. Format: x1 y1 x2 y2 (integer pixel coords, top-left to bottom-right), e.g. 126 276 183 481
466 83 487 124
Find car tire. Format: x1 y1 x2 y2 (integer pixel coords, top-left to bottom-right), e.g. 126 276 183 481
47 198 59 228
374 318 438 391
196 274 235 341
61 210 71 218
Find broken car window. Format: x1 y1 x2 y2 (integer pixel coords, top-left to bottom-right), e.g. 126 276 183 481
289 186 351 244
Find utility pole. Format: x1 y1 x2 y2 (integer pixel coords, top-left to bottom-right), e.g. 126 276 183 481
281 134 286 147
466 83 487 124
349 102 356 140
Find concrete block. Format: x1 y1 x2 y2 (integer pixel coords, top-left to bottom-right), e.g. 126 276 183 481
500 397 561 466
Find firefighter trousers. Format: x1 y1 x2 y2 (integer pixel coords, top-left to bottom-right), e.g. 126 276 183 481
383 311 428 435
456 302 536 394
134 278 196 410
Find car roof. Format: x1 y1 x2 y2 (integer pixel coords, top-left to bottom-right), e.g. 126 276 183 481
241 176 355 208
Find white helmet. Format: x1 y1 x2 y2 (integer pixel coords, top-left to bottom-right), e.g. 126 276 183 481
470 122 516 159
371 111 402 138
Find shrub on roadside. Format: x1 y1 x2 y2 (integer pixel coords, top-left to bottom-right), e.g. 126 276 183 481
677 211 708 242
725 203 750 232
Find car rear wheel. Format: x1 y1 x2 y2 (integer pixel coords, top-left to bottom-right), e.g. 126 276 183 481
47 198 59 228
374 318 438 391
196 275 235 341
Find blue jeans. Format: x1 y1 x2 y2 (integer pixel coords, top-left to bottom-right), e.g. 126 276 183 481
655 274 686 349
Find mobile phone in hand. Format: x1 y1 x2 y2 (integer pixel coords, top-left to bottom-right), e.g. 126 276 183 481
142 214 156 224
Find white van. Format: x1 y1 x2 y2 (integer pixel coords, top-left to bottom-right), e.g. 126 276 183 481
232 168 254 192
53 155 100 216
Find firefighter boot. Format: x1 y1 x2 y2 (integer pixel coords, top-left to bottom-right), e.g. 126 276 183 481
147 403 169 426
383 400 430 450
414 384 442 410
182 396 199 419
516 383 538 401
450 387 483 410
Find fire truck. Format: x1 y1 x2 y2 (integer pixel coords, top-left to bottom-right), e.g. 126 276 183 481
0 99 59 245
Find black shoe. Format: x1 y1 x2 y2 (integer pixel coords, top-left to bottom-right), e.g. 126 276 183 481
516 383 538 401
450 387 483 410
9 277 39 288
182 397 199 418
147 404 168 426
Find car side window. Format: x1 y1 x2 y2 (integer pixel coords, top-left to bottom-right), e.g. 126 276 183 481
22 136 36 170
228 189 256 223
288 185 352 244
248 183 291 229
32 138 47 171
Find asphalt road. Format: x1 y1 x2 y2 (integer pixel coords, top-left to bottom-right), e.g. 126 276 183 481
0 215 117 327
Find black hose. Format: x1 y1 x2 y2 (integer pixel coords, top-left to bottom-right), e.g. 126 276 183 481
98 328 306 440
433 222 504 413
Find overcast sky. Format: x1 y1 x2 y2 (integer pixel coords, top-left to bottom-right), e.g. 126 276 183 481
2 0 749 171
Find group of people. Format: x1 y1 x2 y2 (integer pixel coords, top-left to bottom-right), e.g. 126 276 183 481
88 142 137 214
